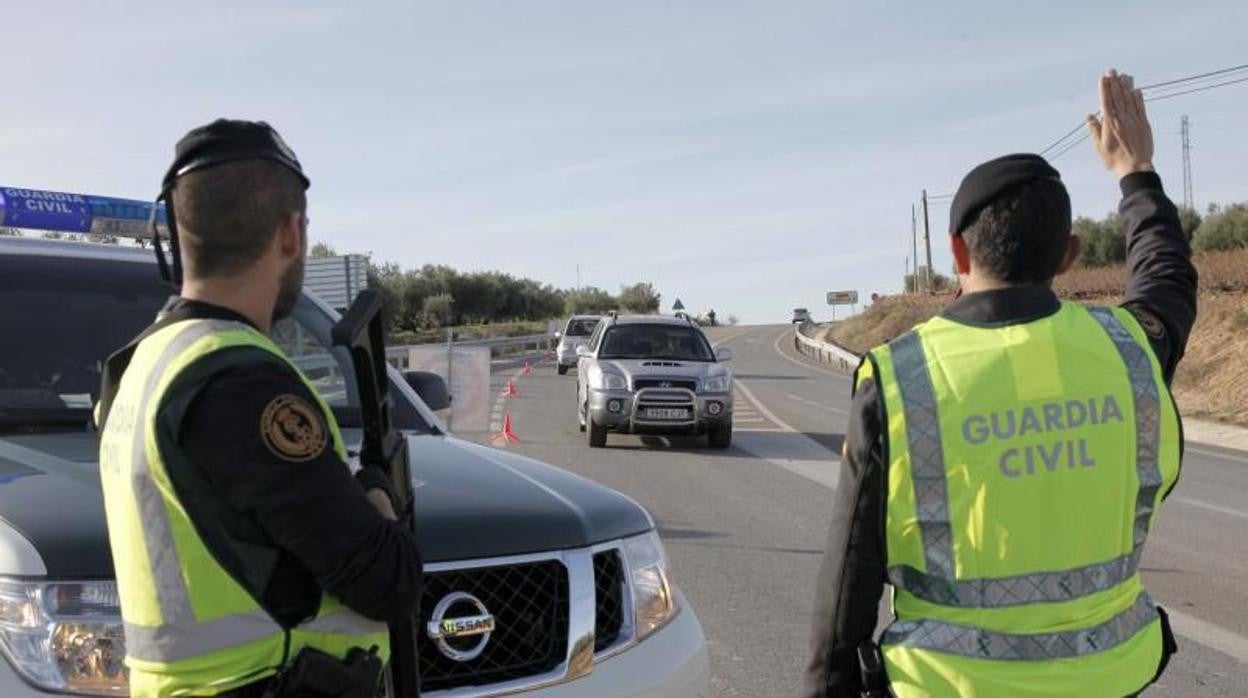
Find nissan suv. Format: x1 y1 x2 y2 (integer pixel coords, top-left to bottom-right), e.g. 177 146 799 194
575 314 734 449
0 232 709 696
555 315 601 375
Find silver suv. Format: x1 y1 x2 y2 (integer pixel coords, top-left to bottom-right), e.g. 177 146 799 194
555 314 602 375
575 314 734 449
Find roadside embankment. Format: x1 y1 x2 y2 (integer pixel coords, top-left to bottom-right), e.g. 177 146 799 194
821 249 1248 427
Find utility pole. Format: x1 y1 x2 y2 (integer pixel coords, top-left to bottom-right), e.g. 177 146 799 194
1181 115 1194 211
576 264 582 290
921 190 933 293
904 255 911 293
911 205 918 294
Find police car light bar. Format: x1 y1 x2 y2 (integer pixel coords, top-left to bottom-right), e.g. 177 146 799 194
0 186 167 239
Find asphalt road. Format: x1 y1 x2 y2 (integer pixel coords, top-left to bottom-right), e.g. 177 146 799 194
464 325 1248 696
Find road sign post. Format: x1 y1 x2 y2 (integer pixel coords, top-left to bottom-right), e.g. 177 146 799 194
826 290 858 322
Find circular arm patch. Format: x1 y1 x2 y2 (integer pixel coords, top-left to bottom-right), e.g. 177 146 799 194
260 394 328 461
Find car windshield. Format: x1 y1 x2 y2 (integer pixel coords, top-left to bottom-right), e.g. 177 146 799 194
0 250 428 434
598 324 714 361
565 318 599 336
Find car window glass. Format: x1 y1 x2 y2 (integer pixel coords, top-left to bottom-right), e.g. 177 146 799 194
273 297 429 433
270 316 351 409
598 324 714 361
566 318 599 336
588 322 605 351
0 254 167 416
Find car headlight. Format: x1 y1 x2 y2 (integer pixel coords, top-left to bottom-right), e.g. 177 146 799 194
0 578 127 695
702 375 731 393
622 531 676 640
596 373 628 391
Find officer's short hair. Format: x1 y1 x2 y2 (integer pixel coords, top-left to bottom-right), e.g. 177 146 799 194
960 179 1072 284
171 159 307 278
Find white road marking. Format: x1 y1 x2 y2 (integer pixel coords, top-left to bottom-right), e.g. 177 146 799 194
1174 497 1248 520
730 378 842 488
1187 445 1248 465
771 327 853 381
733 380 797 434
786 393 848 414
1165 608 1248 663
734 417 766 423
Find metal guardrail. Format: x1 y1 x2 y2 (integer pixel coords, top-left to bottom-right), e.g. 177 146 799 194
793 322 861 372
385 333 553 370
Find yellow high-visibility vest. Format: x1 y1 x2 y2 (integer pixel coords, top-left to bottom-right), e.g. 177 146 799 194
99 318 389 697
862 302 1180 697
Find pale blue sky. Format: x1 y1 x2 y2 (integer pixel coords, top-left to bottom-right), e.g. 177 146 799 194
6 1 1246 323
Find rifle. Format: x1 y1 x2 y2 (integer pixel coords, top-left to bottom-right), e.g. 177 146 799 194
332 289 420 697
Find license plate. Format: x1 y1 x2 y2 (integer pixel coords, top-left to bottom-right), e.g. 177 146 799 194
644 408 689 420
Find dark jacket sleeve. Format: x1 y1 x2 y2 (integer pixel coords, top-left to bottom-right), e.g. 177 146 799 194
1118 171 1198 383
176 363 422 624
804 376 887 697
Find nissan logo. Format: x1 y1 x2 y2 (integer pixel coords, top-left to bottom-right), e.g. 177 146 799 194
426 591 496 662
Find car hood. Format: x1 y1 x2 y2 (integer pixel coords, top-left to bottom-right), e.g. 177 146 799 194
0 431 652 577
599 359 728 383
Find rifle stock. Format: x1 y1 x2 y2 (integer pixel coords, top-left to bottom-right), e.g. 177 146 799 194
332 289 419 697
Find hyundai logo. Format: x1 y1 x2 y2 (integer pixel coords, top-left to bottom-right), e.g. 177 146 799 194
426 591 496 662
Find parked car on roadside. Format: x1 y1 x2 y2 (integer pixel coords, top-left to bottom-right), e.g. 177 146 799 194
0 225 710 697
556 314 602 375
575 314 734 449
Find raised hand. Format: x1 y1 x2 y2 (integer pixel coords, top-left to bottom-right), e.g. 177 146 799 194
1086 69 1155 179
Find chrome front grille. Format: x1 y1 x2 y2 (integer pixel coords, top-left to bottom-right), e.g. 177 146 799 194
631 387 698 427
592 549 627 653
419 543 639 697
418 560 569 692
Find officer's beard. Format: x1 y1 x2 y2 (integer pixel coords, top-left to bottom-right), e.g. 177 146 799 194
273 253 304 323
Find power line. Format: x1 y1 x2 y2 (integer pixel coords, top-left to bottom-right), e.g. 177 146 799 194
1045 70 1248 162
1039 62 1248 158
1139 63 1248 91
1145 74 1248 103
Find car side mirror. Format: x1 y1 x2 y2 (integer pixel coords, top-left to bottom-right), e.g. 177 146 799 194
403 370 452 411
576 345 591 358
715 346 734 362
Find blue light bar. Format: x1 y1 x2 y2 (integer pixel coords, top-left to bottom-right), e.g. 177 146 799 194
0 186 167 238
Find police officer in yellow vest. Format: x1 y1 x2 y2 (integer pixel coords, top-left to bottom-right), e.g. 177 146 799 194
804 70 1197 697
96 120 422 697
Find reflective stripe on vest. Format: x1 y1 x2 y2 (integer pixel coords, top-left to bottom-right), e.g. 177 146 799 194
882 592 1158 660
885 308 1163 608
124 320 278 662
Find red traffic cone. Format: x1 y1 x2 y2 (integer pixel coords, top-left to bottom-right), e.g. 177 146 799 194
523 361 533 376
503 379 519 398
490 412 521 445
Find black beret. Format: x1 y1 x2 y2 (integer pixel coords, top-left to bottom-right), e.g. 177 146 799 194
949 153 1065 235
162 119 309 191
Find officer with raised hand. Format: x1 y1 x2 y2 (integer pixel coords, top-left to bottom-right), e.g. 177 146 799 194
804 69 1196 697
96 120 422 697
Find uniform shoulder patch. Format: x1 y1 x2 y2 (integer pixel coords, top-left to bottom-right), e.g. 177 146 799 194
260 393 328 462
1131 308 1167 340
